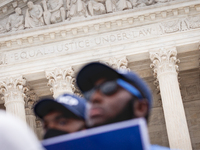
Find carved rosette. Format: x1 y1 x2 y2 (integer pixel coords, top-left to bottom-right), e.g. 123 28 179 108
46 67 75 98
150 48 180 78
0 76 28 106
104 57 130 71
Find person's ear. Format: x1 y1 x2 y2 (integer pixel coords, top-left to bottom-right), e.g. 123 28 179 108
133 99 148 118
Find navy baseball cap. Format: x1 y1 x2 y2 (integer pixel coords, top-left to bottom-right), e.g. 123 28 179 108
76 62 152 109
34 94 86 120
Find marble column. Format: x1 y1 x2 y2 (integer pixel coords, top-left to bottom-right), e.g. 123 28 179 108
25 90 38 134
0 76 28 121
150 48 192 150
46 67 75 98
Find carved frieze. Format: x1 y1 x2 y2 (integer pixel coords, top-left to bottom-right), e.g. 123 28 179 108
0 0 192 35
87 0 106 16
2 14 200 65
6 7 24 32
42 0 65 24
186 16 200 29
67 0 88 20
25 1 44 28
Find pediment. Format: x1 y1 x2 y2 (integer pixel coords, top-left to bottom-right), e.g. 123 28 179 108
0 0 195 36
0 0 199 45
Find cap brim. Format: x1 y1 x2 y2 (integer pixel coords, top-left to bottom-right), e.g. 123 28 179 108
34 99 78 119
76 62 120 92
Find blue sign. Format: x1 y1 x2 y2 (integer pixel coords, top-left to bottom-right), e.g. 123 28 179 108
42 118 150 150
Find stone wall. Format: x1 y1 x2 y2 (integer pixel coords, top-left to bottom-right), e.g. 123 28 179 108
180 69 200 150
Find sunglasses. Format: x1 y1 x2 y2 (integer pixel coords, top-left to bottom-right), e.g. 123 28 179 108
84 79 143 100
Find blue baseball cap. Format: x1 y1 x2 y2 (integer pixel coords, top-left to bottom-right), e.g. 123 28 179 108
76 62 152 109
34 94 86 120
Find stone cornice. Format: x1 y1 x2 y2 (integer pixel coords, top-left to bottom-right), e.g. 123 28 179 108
0 0 200 50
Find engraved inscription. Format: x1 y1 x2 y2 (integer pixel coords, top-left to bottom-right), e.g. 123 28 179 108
6 24 162 63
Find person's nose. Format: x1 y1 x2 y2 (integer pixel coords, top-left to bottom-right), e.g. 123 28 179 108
47 121 56 129
89 90 104 104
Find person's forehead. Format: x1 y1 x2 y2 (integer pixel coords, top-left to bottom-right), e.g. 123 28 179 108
94 77 119 85
43 111 63 121
45 111 62 117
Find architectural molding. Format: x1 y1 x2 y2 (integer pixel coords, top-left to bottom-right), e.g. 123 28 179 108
150 47 180 78
0 76 28 103
25 90 38 134
0 0 199 50
103 56 130 70
149 47 192 150
0 12 200 67
25 90 39 115
46 67 75 98
150 47 181 95
0 76 28 121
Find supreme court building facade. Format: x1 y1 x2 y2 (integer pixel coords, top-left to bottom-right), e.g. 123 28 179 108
0 0 200 149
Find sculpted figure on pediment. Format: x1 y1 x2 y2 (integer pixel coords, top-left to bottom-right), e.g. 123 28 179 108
41 0 52 25
105 0 117 13
130 0 154 7
0 25 6 33
67 0 88 20
42 0 65 24
116 0 132 11
25 1 44 28
155 0 171 3
87 0 106 16
6 7 24 32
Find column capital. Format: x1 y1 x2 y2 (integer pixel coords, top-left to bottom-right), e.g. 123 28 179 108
25 90 38 115
46 67 75 98
25 90 38 134
102 56 130 71
0 76 28 121
74 85 83 97
0 76 28 104
150 47 180 78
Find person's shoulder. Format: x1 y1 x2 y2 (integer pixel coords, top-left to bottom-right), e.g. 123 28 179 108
150 145 178 150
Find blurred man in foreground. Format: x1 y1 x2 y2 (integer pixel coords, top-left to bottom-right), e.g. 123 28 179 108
34 93 86 139
0 110 44 150
76 62 172 150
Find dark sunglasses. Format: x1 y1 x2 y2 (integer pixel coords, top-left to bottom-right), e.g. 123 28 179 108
84 79 143 100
